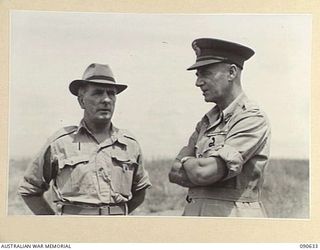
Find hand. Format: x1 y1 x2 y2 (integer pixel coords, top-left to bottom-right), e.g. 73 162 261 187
168 159 197 187
171 159 183 172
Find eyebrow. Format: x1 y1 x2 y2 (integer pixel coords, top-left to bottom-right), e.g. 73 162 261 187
90 87 116 95
196 69 209 75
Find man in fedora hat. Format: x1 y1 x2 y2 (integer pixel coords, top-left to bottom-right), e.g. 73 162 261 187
169 38 271 217
19 63 151 215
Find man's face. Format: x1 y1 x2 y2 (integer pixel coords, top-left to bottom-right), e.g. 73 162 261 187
195 63 231 103
78 84 117 124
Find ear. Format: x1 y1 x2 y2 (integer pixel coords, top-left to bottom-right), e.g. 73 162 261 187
227 64 238 81
77 95 85 109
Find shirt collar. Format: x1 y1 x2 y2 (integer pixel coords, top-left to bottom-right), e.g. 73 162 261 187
75 119 129 146
222 92 246 121
205 105 222 127
222 92 245 116
205 92 247 127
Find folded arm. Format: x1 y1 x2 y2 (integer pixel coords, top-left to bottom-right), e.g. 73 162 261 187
182 157 227 186
168 159 197 187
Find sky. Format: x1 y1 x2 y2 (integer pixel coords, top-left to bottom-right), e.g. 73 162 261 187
9 11 311 160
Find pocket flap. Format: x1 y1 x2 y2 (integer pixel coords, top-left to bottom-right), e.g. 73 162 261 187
111 151 137 164
206 130 228 136
60 155 89 168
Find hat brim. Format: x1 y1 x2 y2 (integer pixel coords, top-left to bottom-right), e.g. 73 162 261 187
69 79 128 96
187 59 224 70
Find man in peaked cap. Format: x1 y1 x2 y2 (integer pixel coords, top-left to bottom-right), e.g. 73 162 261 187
169 38 271 217
19 63 151 215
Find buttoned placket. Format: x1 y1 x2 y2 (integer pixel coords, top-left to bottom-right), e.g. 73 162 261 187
75 122 128 204
93 136 118 204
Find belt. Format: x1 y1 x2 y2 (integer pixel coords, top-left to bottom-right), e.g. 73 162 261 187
187 187 259 203
58 203 128 216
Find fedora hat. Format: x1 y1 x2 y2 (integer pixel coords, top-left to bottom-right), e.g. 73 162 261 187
187 38 254 70
69 63 128 96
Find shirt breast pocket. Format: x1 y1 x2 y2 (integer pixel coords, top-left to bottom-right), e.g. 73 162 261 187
202 131 228 156
110 154 136 198
56 155 90 194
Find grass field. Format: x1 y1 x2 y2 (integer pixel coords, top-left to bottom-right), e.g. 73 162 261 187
8 157 309 218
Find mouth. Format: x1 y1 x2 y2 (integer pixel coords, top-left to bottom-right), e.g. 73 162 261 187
97 108 111 112
201 89 208 95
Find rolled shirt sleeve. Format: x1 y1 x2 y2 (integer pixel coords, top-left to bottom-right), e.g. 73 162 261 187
207 110 270 181
131 149 152 193
18 144 51 196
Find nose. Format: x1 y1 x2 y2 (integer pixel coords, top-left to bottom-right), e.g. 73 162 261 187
195 77 205 87
101 92 112 103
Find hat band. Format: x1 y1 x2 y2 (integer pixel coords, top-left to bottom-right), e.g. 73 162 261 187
196 55 243 69
196 55 227 62
86 75 115 82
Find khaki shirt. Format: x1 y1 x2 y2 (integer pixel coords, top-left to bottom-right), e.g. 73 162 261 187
177 93 271 202
18 121 151 205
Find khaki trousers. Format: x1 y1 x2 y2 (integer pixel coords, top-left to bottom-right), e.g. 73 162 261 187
183 198 267 217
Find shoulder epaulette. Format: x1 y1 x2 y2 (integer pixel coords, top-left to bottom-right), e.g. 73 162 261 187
238 98 260 112
121 129 137 142
49 126 78 143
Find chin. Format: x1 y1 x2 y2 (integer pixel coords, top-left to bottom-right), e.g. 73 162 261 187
204 96 214 103
96 117 112 123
